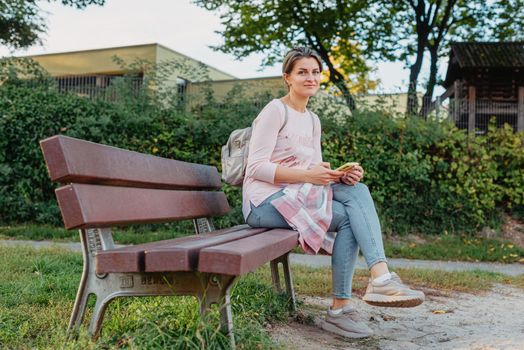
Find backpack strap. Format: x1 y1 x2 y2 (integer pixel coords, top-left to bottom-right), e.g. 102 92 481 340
308 110 315 137
279 99 315 137
278 99 289 133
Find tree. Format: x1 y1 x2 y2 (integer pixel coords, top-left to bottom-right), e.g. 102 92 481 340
377 0 524 115
321 39 379 96
197 0 523 115
487 0 524 41
0 0 105 49
194 0 392 111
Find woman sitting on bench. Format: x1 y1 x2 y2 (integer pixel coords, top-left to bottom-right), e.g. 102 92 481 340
243 47 425 339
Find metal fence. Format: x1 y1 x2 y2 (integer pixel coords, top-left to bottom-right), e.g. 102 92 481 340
402 95 522 133
450 99 521 134
54 75 145 100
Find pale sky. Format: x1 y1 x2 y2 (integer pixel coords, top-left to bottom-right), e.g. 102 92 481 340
0 0 442 94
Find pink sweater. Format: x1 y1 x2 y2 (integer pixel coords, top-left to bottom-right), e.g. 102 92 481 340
242 99 323 220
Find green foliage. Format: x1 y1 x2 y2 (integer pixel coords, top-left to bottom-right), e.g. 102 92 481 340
196 0 524 106
316 98 524 235
0 60 162 224
0 0 105 49
485 122 524 209
194 0 385 108
1 60 523 235
0 58 274 228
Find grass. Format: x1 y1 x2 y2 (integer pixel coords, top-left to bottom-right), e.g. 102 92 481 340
2 224 523 263
1 245 523 349
0 223 193 245
0 245 287 349
252 264 524 297
384 233 524 264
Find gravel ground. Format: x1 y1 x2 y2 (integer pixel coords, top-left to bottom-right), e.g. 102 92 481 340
270 284 524 350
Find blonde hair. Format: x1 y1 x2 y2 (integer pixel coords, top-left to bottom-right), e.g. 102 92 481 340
282 47 323 75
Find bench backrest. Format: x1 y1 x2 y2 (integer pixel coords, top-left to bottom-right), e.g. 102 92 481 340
40 135 230 229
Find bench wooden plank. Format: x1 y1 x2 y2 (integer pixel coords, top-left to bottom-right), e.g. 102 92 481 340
55 184 230 229
40 135 221 189
198 229 299 275
144 227 270 272
95 225 260 273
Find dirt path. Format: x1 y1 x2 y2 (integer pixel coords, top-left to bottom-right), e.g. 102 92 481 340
270 284 524 350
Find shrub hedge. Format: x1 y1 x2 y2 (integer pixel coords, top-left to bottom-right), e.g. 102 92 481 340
0 64 522 235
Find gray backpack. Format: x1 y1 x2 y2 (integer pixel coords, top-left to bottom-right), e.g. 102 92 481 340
221 101 289 186
221 101 315 186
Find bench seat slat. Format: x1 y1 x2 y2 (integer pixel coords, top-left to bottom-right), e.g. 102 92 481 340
96 225 265 273
56 184 230 229
198 229 299 275
40 135 221 189
100 225 250 254
144 228 269 272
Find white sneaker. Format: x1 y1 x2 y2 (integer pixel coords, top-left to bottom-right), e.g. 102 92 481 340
362 272 425 307
321 305 373 338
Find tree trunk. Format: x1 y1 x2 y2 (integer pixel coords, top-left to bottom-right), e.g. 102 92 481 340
331 70 356 111
420 46 439 118
406 53 424 115
313 41 357 111
406 1 430 115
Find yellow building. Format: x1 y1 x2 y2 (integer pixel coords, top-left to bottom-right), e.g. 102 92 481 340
187 75 287 101
24 43 417 113
25 43 288 100
30 43 233 78
356 92 425 115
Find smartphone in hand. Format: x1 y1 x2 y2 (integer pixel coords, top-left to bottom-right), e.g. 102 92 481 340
335 162 359 172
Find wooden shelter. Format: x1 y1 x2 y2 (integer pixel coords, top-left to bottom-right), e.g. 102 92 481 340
440 42 524 133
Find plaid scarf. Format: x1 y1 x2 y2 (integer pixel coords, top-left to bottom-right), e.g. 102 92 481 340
271 183 336 254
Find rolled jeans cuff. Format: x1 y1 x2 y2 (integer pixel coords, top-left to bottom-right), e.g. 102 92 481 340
367 258 388 270
332 293 351 299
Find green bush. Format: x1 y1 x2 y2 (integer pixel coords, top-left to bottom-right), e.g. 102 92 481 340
0 62 274 228
0 81 160 224
1 60 523 235
317 101 523 235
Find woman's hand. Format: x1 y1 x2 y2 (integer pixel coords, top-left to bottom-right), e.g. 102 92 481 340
340 165 364 186
306 163 344 185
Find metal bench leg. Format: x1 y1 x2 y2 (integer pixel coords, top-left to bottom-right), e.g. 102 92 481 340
219 287 235 349
67 228 116 340
270 260 282 292
193 217 215 234
67 282 90 334
199 275 237 349
281 253 296 311
88 294 114 340
270 253 296 311
67 251 90 335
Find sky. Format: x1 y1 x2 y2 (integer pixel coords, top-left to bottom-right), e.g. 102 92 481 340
0 0 444 94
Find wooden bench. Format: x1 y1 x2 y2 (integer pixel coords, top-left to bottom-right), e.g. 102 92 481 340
40 135 299 347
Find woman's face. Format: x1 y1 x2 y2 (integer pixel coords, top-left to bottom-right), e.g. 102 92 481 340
284 57 321 97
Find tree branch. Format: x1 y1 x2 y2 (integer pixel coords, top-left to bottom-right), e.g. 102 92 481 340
428 0 443 29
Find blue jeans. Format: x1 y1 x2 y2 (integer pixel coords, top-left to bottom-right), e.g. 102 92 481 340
246 182 387 299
